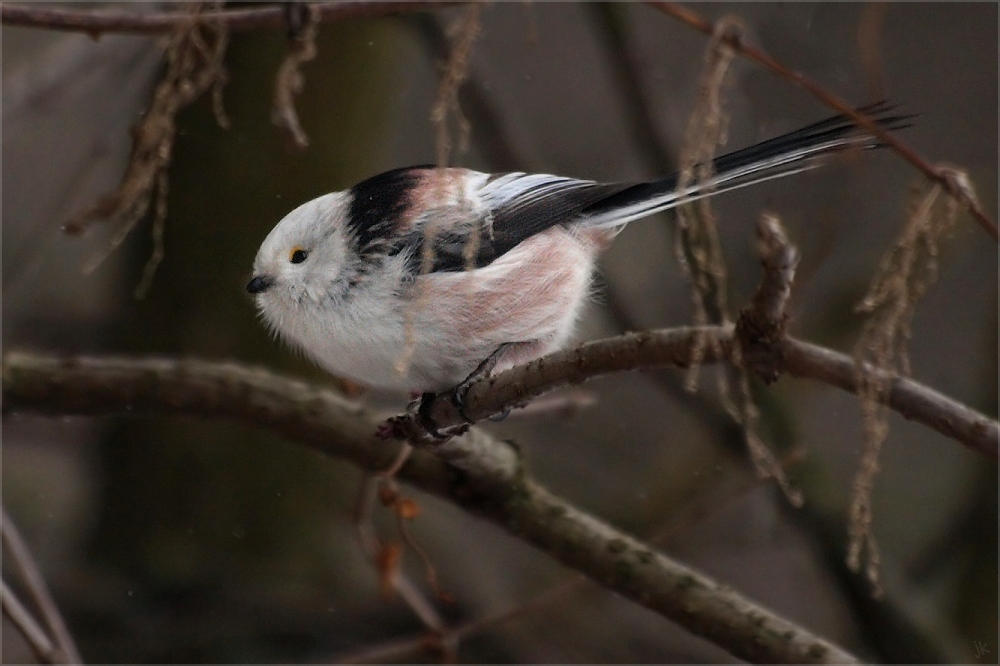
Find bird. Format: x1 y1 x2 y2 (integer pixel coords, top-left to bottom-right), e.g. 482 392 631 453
247 103 906 396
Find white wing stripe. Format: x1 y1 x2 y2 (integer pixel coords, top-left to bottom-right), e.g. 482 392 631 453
478 173 592 208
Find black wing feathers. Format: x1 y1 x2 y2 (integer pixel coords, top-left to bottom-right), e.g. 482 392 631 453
408 178 629 273
486 180 627 256
581 102 910 220
347 166 430 255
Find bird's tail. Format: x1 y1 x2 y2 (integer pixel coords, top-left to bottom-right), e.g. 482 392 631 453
581 101 912 228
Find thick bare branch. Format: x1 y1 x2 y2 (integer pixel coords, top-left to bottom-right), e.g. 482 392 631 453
1 2 462 36
505 478 857 664
336 447 806 663
1 352 859 664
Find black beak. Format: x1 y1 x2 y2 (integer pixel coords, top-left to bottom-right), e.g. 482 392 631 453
246 275 275 294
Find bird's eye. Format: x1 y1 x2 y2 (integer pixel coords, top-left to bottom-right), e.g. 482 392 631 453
289 247 308 264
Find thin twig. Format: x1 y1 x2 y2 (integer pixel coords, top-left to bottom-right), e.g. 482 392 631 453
1 506 82 665
732 213 803 505
430 4 482 168
673 13 740 396
352 475 449 635
334 576 578 663
645 1 999 241
846 171 963 597
2 579 59 664
405 12 527 171
0 2 463 36
70 2 230 298
271 2 320 150
743 214 800 340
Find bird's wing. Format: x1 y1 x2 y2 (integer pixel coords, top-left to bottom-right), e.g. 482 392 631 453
378 102 911 273
406 172 628 273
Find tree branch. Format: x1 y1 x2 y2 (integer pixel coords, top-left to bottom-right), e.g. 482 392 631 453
645 1 999 241
403 328 997 460
1 505 82 665
0 2 463 36
2 579 59 664
2 352 859 664
780 338 998 460
334 448 802 663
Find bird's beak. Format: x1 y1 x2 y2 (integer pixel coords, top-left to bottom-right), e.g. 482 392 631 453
246 275 275 294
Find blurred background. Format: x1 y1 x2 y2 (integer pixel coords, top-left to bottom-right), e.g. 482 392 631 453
2 2 996 663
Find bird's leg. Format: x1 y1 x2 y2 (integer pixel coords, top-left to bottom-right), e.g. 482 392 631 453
450 341 530 422
408 341 536 439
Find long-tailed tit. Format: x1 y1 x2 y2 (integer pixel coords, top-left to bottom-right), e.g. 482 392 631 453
248 104 906 394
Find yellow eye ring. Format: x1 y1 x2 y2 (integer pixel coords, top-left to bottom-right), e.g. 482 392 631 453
289 247 308 264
